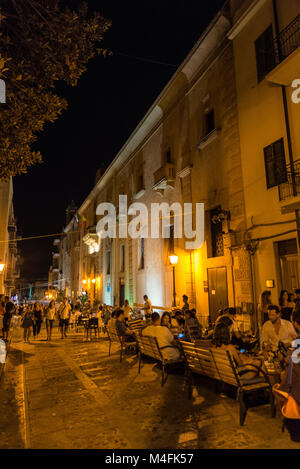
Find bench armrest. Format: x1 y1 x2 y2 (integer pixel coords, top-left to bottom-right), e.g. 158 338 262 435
237 363 270 384
159 344 180 351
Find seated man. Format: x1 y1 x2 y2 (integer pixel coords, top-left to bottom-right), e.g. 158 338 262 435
115 309 135 342
142 312 181 361
261 304 296 352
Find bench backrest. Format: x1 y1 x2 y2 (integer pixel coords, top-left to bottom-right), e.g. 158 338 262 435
210 348 240 387
181 341 239 386
181 341 219 380
136 334 162 361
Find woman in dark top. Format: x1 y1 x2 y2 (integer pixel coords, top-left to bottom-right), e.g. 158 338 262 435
279 290 294 321
33 302 43 339
3 302 14 341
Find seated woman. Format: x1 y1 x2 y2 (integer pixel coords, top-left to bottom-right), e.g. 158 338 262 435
161 311 171 329
212 321 265 380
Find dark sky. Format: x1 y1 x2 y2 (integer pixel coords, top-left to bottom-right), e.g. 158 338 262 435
14 0 225 280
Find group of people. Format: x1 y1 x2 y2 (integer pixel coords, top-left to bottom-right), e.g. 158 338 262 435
105 294 201 363
0 296 74 343
257 289 299 351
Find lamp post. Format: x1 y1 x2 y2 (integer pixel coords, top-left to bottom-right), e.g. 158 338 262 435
169 254 178 307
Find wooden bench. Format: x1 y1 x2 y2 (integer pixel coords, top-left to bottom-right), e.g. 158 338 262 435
181 341 275 426
136 334 184 386
106 325 136 363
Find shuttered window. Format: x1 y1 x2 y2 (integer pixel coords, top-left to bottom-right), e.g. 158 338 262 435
264 138 287 189
255 25 276 82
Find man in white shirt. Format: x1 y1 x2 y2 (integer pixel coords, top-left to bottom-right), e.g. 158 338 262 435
261 304 296 351
142 313 181 360
141 295 152 319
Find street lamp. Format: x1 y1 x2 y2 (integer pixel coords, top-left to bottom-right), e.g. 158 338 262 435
169 254 178 307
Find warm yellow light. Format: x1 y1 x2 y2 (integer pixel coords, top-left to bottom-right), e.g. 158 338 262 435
92 279 96 284
82 280 87 284
169 255 178 266
0 263 5 272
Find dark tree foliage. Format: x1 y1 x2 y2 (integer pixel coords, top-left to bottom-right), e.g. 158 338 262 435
0 0 111 179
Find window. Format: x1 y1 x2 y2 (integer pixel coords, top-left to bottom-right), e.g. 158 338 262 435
205 109 215 136
166 147 172 164
278 239 298 256
210 208 224 258
106 250 111 275
255 25 275 82
120 245 125 272
139 238 145 270
264 138 287 189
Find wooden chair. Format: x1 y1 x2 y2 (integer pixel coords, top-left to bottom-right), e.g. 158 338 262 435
127 318 146 335
85 317 99 341
106 325 136 363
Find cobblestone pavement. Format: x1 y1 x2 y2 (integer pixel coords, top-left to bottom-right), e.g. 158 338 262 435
0 325 299 449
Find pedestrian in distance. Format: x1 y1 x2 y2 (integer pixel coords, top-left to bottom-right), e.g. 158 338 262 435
21 305 34 343
46 299 57 341
3 301 14 342
58 298 71 339
32 301 43 339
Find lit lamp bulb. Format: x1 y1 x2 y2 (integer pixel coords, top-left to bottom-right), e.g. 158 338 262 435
82 280 87 285
169 254 178 266
0 263 5 272
92 279 96 284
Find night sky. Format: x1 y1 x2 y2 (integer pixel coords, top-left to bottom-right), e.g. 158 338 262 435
14 0 225 280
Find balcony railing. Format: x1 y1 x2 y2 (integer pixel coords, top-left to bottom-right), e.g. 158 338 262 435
153 163 175 191
274 14 300 64
278 159 300 201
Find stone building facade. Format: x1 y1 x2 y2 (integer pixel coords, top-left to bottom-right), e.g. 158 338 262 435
60 6 258 330
0 178 19 297
228 0 300 321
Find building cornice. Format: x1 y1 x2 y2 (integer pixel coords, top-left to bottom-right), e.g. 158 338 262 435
227 0 269 40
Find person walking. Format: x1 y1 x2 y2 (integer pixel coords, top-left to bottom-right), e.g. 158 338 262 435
32 302 43 340
0 294 5 339
21 305 34 343
141 295 152 319
58 298 71 339
3 301 14 342
46 299 57 341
